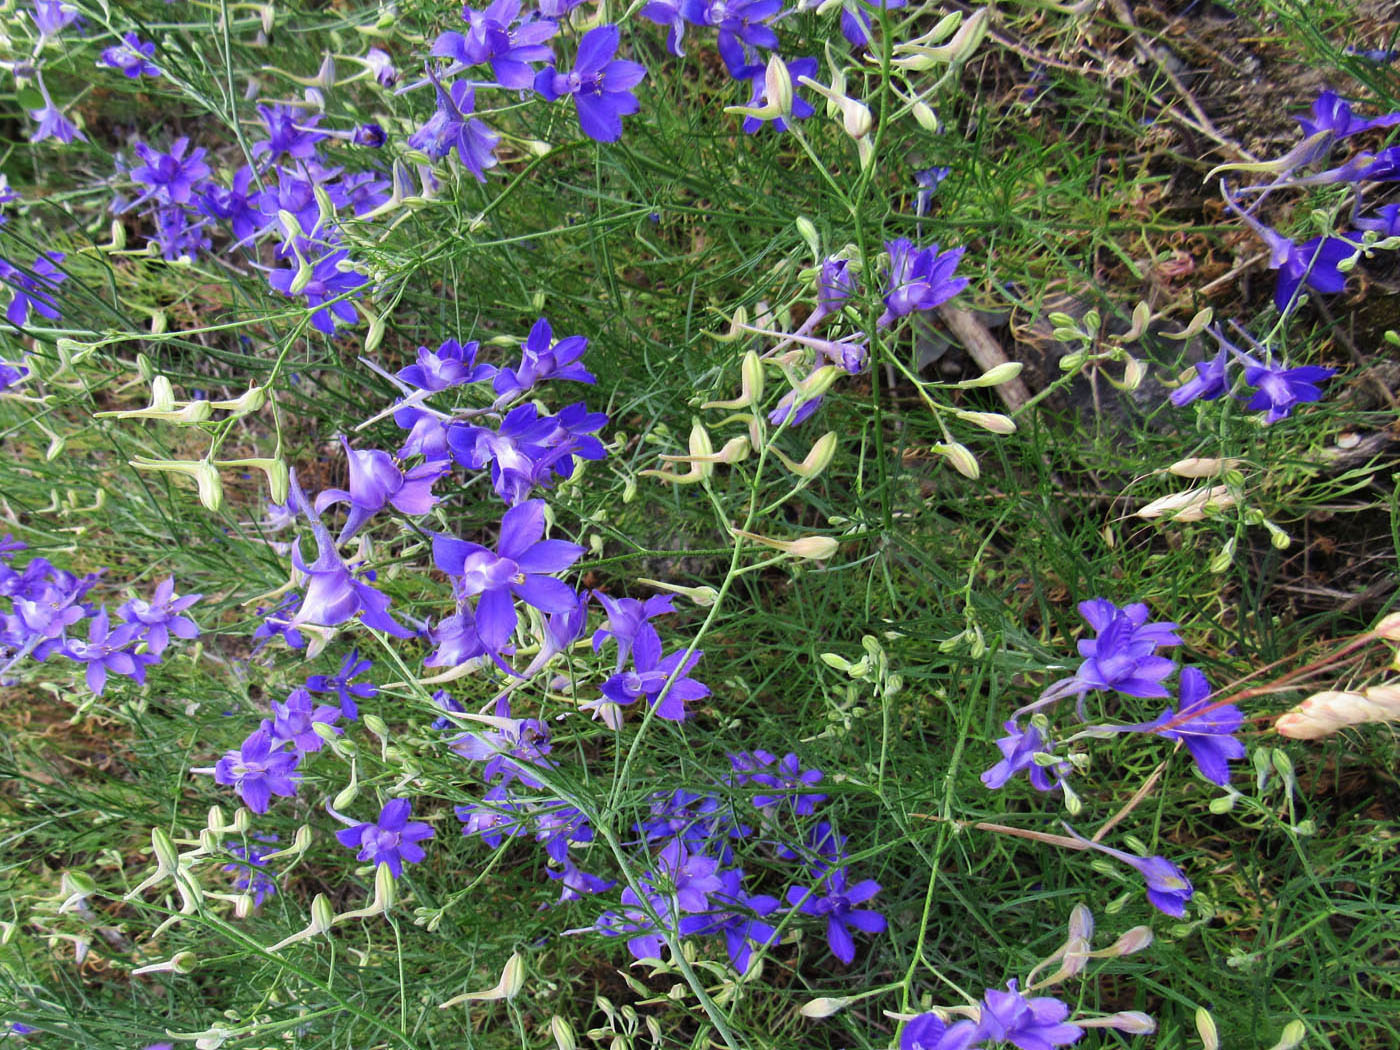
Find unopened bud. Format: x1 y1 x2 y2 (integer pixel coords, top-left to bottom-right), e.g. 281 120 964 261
932 441 979 479
960 361 1023 387
911 99 940 132
954 410 1016 434
1373 612 1400 641
1167 457 1236 478
796 216 820 257
551 1016 577 1050
1267 1020 1306 1050
773 431 838 477
1196 1007 1219 1050
799 996 848 1018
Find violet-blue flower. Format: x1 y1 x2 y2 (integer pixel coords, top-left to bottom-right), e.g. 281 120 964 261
1069 828 1194 917
397 338 494 392
31 0 79 37
1 252 66 327
1137 666 1246 785
627 837 724 914
431 0 558 89
785 866 885 965
680 868 780 975
408 79 501 182
493 317 595 400
976 980 1083 1050
253 103 327 162
100 32 160 78
270 686 342 753
839 0 910 50
743 751 827 813
879 238 969 327
267 248 366 335
680 0 781 75
1169 345 1230 407
62 609 152 694
533 25 647 144
117 576 200 655
1066 598 1181 700
314 438 447 542
27 75 85 145
591 590 676 672
304 648 378 719
224 838 278 908
1295 89 1400 140
981 719 1070 792
456 786 530 848
1241 359 1336 424
213 726 301 814
453 715 555 788
597 628 709 721
900 1013 981 1050
432 498 585 651
336 798 434 877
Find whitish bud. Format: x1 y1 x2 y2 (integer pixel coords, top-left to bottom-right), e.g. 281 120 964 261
363 713 390 741
1276 687 1400 738
1160 307 1214 341
954 410 1016 434
310 893 334 933
109 218 126 250
634 579 719 606
1105 925 1153 956
1375 612 1400 641
773 431 838 477
820 652 852 672
1195 1007 1219 1050
932 442 979 479
551 1016 577 1050
960 361 1023 387
1267 1020 1306 1050
132 950 197 976
911 99 940 131
441 952 527 1005
1167 457 1236 478
1137 485 1235 522
799 997 849 1018
796 216 820 257
1119 356 1147 390
730 528 838 561
763 54 793 116
151 827 180 873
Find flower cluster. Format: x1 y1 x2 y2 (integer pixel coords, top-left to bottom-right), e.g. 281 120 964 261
0 538 200 695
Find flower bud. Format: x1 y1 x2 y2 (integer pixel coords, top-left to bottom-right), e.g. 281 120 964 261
954 410 1016 434
773 431 838 477
911 99 940 132
1267 1021 1306 1050
1137 485 1235 522
551 1016 577 1050
932 441 979 479
1167 457 1236 478
796 216 820 257
959 361 1023 387
1196 1007 1219 1050
1275 689 1398 738
634 579 720 606
1374 612 1400 641
764 54 794 118
799 996 848 1018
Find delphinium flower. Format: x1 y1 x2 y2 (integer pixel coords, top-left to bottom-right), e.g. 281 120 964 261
424 604 503 670
351 124 387 149
595 628 709 721
31 0 79 38
900 1013 980 1050
838 0 909 50
681 868 781 974
224 837 278 908
1168 344 1230 407
981 719 1072 792
679 0 781 74
975 980 1084 1050
100 32 160 78
0 359 29 391
149 208 213 262
785 865 885 965
492 317 596 401
456 787 531 847
304 648 378 719
1 252 66 327
395 403 452 462
285 473 415 639
431 0 558 89
773 818 846 869
432 499 585 651
27 74 85 145
213 726 301 814
1133 667 1246 785
549 858 615 903
535 803 595 862
197 167 263 244
639 0 688 56
336 798 435 877
630 837 724 914
1066 828 1194 917
127 138 212 207
314 438 447 542
269 687 342 753
636 789 742 853
452 714 555 788
256 168 347 244
1295 89 1400 141
913 166 951 216
1036 598 1181 706
878 238 969 327
1241 356 1335 424
591 590 676 672
811 255 857 324
117 577 200 656
251 592 305 651
1221 188 1354 313
61 610 153 694
252 103 327 163
731 751 827 813
408 79 501 182
0 176 18 221
397 338 494 393
533 25 647 144
363 47 398 87
267 247 367 335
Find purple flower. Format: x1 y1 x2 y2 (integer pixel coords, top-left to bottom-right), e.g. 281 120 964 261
314 438 447 542
1138 667 1245 785
976 981 1083 1050
452 715 555 788
1067 598 1181 699
901 1014 981 1050
214 727 301 814
1070 829 1194 917
981 719 1070 792
336 798 435 877
364 47 398 87
224 836 278 908
431 0 558 89
456 787 530 847
533 25 647 144
591 590 675 672
0 359 27 391
100 32 160 77
270 687 342 753
681 869 780 974
62 609 152 694
733 57 818 134
149 207 212 261
432 499 585 651
1221 191 1353 313
1 251 66 327
117 577 200 655
548 857 615 903
785 866 885 965
28 75 85 145
305 648 378 719
1295 90 1400 140
913 165 950 216
352 123 387 148
878 238 969 326
267 248 366 335
424 605 501 670
742 751 826 813
815 256 857 318
408 79 500 182
628 838 723 914
839 0 910 50
680 0 781 75
197 166 262 243
1169 345 1230 407
31 0 78 37
252 104 327 162
597 628 709 721
492 317 595 400
636 789 741 852
535 803 594 862
1241 359 1335 424
397 338 494 392
639 0 688 57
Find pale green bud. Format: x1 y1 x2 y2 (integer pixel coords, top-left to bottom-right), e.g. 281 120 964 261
954 410 1016 434
932 441 979 479
1195 1007 1219 1050
796 216 820 257
551 1016 578 1050
1267 1020 1306 1050
799 997 849 1018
